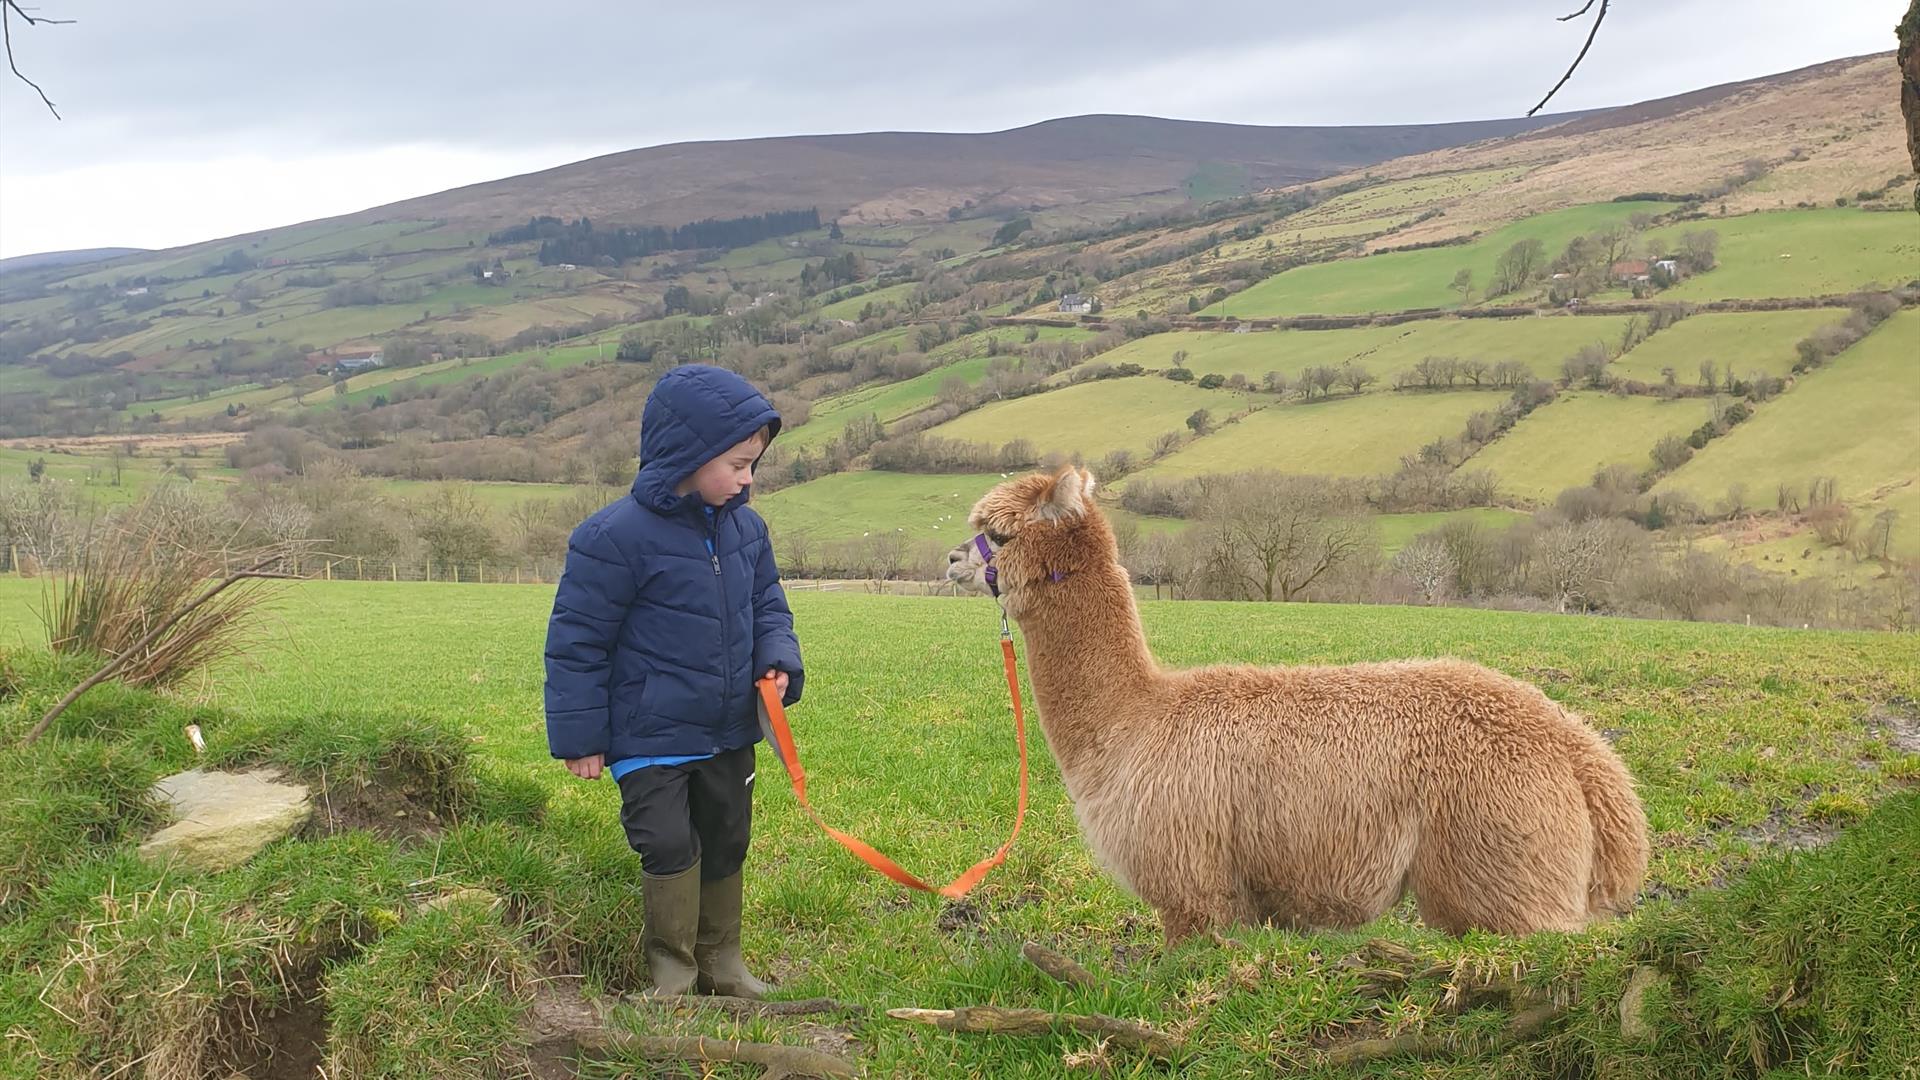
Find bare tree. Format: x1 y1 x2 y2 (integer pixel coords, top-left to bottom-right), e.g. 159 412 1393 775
779 527 816 578
1867 509 1900 561
1651 434 1693 472
1339 364 1378 395
864 529 910 584
1393 535 1457 605
1436 519 1499 596
0 478 79 571
1679 230 1720 272
1536 518 1635 613
1450 268 1474 304
1125 530 1173 599
1306 365 1342 400
1490 239 1547 296
1199 474 1374 602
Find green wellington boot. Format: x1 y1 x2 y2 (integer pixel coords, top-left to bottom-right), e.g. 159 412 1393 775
639 863 701 996
694 872 771 999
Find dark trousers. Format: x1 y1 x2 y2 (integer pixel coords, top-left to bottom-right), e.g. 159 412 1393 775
616 745 755 879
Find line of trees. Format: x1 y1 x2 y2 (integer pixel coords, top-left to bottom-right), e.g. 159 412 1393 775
486 209 822 266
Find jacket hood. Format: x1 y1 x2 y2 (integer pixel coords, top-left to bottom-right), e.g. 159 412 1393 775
631 364 781 514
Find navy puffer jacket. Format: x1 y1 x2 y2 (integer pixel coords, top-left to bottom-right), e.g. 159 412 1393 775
542 364 803 762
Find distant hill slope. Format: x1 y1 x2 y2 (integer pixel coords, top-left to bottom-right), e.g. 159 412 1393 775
1289 53 1909 251
334 112 1593 231
0 248 150 275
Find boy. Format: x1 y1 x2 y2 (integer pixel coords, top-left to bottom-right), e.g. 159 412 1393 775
543 363 803 1000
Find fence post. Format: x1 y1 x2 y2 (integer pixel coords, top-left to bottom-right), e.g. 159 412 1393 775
453 563 459 584
325 559 332 581
391 560 398 583
479 561 486 584
515 565 521 585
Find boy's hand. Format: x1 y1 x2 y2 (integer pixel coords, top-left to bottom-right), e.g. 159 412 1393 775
565 754 604 780
765 668 789 698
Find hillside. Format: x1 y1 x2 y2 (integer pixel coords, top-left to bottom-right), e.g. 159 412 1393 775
0 248 150 275
1 48 1915 614
367 112 1589 230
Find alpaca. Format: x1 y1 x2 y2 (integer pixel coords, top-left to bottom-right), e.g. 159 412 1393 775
944 465 1650 946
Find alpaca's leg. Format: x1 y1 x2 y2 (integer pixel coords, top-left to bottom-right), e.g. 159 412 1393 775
1411 773 1592 936
1159 905 1213 948
1143 862 1244 947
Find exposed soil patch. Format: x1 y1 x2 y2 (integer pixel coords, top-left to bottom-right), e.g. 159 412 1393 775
1866 698 1920 755
1734 807 1842 851
222 965 330 1080
524 981 604 1080
306 770 447 843
935 896 985 934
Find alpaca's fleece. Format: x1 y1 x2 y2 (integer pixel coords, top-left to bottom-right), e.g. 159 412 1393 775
946 467 1650 945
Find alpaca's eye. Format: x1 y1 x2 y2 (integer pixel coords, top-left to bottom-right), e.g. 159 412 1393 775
985 528 1011 546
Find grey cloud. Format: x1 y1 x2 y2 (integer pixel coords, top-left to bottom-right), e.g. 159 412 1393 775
0 2 1897 174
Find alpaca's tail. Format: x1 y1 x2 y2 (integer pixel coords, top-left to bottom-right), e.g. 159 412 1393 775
1567 726 1651 918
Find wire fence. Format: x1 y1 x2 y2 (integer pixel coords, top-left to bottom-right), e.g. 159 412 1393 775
2 543 969 595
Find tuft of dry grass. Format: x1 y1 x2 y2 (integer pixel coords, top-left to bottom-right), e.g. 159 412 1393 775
38 490 297 691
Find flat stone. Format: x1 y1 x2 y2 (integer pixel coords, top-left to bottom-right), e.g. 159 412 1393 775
421 887 502 913
1618 965 1666 1043
138 767 313 873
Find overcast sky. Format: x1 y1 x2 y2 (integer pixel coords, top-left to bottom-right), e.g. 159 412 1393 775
0 1 1901 258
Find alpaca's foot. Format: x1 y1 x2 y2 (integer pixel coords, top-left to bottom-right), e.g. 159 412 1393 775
1159 907 1224 948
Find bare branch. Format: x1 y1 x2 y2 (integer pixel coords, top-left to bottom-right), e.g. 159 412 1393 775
887 1005 1186 1060
1529 0 1609 117
1556 0 1597 21
3 0 71 119
1021 941 1101 989
21 551 297 747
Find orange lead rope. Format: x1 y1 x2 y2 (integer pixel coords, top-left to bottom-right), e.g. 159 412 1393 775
754 629 1029 900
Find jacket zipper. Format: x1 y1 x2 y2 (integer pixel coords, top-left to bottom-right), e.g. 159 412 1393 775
706 508 729 736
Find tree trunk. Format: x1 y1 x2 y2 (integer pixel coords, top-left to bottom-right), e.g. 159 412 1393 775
1902 2 1920 213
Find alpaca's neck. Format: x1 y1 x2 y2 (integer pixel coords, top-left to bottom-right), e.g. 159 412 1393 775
1016 561 1159 771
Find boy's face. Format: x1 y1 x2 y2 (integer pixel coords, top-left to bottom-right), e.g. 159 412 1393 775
678 432 767 506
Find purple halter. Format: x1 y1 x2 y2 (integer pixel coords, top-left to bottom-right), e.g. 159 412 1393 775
972 532 1066 599
972 533 999 597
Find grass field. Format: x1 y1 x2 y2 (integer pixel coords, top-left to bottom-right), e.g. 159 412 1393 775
926 377 1235 461
373 477 598 512
1471 393 1717 503
1200 202 1667 317
1245 213 1416 248
820 281 919 320
1128 391 1494 482
0 365 66 395
2 581 1915 1078
1608 309 1848 383
1102 316 1633 384
1375 507 1531 554
753 469 1003 543
1654 310 1920 508
1646 209 1919 301
1289 168 1532 224
0 447 238 503
831 325 918 357
925 325 1092 365
784 357 999 451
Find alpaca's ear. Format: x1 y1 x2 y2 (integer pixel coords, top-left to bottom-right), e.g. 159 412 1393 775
1035 467 1087 522
1078 466 1098 497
